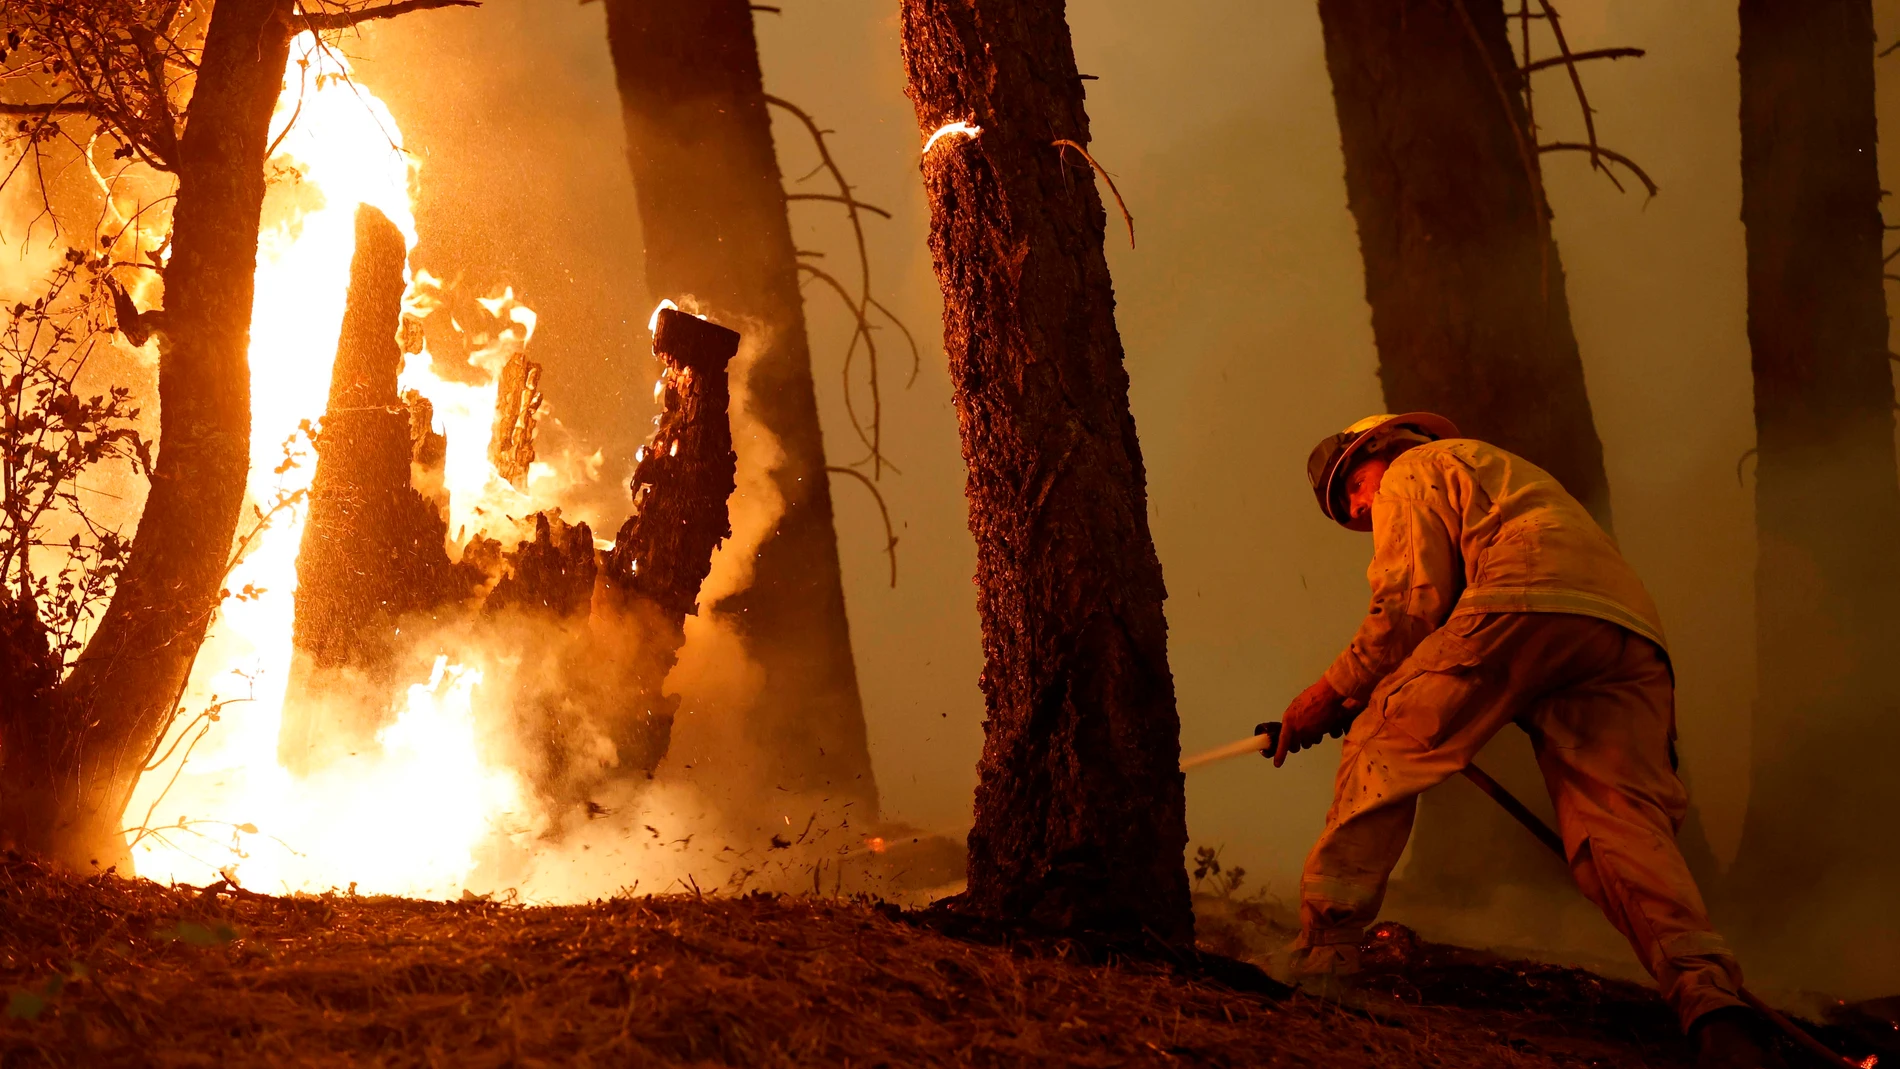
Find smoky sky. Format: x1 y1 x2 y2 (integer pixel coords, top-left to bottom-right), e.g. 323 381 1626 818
345 0 1900 921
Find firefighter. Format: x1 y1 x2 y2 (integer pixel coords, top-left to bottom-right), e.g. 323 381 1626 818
1279 413 1778 1069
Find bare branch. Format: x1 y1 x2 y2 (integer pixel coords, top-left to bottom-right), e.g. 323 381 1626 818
1529 0 1655 201
0 101 95 116
1053 139 1135 249
766 93 898 477
785 193 892 219
297 0 481 32
825 466 898 588
798 262 897 474
1521 47 1645 75
1539 142 1659 197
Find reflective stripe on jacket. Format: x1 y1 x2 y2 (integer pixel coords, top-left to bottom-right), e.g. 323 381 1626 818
1321 439 1667 704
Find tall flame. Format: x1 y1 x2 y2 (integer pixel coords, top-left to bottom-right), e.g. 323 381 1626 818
126 36 544 898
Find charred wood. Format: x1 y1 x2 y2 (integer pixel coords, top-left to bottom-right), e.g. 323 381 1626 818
590 308 740 779
603 0 878 809
404 388 448 515
488 349 542 487
604 309 739 621
484 512 597 621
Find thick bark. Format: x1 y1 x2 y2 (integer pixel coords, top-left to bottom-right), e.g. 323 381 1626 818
899 0 1190 939
1317 0 1617 908
0 0 291 870
1728 0 1900 951
601 0 877 809
280 205 456 774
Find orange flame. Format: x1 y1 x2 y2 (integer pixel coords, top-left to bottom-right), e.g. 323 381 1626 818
127 35 574 898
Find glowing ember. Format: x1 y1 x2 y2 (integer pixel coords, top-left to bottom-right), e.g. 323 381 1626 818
647 297 679 333
922 120 982 155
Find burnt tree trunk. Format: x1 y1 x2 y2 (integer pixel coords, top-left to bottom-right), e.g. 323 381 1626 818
899 0 1190 939
598 308 740 777
0 0 292 870
280 204 455 775
1727 0 1900 967
601 0 877 809
1317 0 1620 910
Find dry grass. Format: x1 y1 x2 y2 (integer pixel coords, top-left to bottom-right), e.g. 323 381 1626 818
0 856 1869 1068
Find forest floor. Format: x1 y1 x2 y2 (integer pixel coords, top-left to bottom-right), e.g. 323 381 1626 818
0 856 1894 1068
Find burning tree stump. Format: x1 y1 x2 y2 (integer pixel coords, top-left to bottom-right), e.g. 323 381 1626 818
280 204 456 774
597 308 740 777
899 0 1191 940
603 0 879 809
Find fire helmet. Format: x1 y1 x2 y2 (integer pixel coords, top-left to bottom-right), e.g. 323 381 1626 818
1306 412 1461 530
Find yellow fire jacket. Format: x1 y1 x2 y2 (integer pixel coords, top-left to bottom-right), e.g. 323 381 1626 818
1322 439 1668 704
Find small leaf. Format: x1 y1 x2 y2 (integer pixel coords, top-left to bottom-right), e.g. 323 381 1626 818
236 823 258 835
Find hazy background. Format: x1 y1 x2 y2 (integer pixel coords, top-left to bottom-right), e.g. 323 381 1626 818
343 0 1900 916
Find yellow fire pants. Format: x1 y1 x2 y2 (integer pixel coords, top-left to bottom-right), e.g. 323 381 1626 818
1299 611 1745 1031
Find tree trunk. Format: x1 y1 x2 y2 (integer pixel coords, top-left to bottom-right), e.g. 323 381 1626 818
1316 0 1616 909
0 0 290 870
1318 0 1610 521
281 204 456 775
1727 0 1900 966
601 0 877 810
898 0 1190 940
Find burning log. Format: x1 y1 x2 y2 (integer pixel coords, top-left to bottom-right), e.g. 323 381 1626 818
488 349 543 486
280 205 458 774
596 307 740 776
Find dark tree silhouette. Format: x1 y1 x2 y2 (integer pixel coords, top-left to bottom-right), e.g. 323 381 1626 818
899 0 1190 939
1726 0 1900 975
1314 0 1622 911
601 0 878 810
